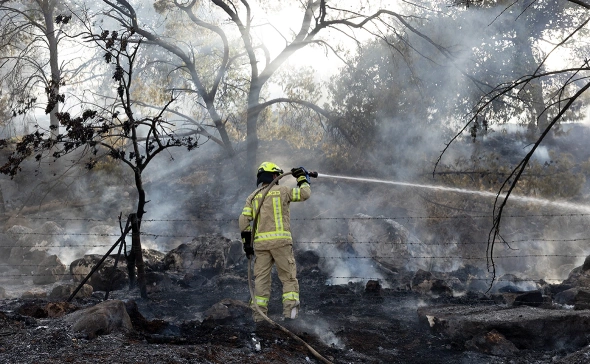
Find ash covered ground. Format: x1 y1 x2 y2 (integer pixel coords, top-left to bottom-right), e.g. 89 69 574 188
1 250 588 364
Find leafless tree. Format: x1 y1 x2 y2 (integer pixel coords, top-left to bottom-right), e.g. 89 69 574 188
101 0 447 168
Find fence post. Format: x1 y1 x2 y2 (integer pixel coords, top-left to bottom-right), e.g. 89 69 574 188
67 234 127 302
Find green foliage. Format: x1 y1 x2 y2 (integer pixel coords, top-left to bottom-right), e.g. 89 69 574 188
438 146 586 200
153 0 176 14
324 35 441 174
260 65 325 145
453 1 588 136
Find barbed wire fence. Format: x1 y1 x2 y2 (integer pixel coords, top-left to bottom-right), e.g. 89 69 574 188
1 212 588 287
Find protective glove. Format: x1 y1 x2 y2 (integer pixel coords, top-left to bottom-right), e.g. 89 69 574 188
241 231 254 258
291 167 307 177
291 167 310 187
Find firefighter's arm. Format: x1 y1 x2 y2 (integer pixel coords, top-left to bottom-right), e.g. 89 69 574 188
297 183 311 201
290 167 311 202
239 203 253 232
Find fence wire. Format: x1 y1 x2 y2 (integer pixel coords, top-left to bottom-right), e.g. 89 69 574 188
10 212 590 223
1 213 587 292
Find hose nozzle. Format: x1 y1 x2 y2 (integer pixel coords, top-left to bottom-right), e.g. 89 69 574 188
308 171 318 178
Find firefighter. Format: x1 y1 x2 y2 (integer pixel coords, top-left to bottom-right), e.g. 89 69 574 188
239 162 311 322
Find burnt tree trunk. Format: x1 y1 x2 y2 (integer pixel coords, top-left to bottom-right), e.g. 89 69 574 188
129 213 147 298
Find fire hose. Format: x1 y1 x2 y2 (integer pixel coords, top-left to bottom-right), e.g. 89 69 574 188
248 170 333 364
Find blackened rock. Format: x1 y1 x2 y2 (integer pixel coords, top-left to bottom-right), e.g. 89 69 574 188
562 267 590 288
142 249 167 272
411 270 453 297
491 294 507 305
443 275 465 293
492 274 538 294
163 234 234 278
202 298 251 326
70 255 127 291
582 255 590 272
550 283 575 296
554 288 578 305
298 250 320 265
411 269 433 288
49 283 93 301
431 279 453 297
65 299 133 339
33 254 67 285
513 290 543 307
297 250 322 277
574 289 590 310
363 280 384 303
364 280 381 295
554 345 590 364
347 214 431 271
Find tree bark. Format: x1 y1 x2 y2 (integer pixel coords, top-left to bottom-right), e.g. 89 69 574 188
130 213 147 298
246 83 262 170
40 0 60 138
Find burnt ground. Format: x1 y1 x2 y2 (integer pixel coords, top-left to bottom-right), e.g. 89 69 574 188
0 262 572 364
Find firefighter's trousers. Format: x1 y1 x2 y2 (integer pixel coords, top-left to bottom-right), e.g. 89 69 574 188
251 244 299 322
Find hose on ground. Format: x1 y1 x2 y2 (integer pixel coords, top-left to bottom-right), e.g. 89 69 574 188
248 171 333 364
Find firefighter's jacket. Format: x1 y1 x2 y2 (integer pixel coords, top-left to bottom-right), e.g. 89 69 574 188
239 182 310 250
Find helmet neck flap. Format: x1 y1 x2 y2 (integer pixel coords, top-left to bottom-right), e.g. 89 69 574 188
257 171 278 186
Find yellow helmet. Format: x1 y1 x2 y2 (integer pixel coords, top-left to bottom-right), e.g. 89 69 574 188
257 162 283 175
256 162 283 185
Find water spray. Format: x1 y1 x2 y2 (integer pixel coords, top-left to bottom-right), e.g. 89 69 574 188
317 173 590 214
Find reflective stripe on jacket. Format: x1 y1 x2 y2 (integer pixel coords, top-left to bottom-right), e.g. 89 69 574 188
239 183 310 247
